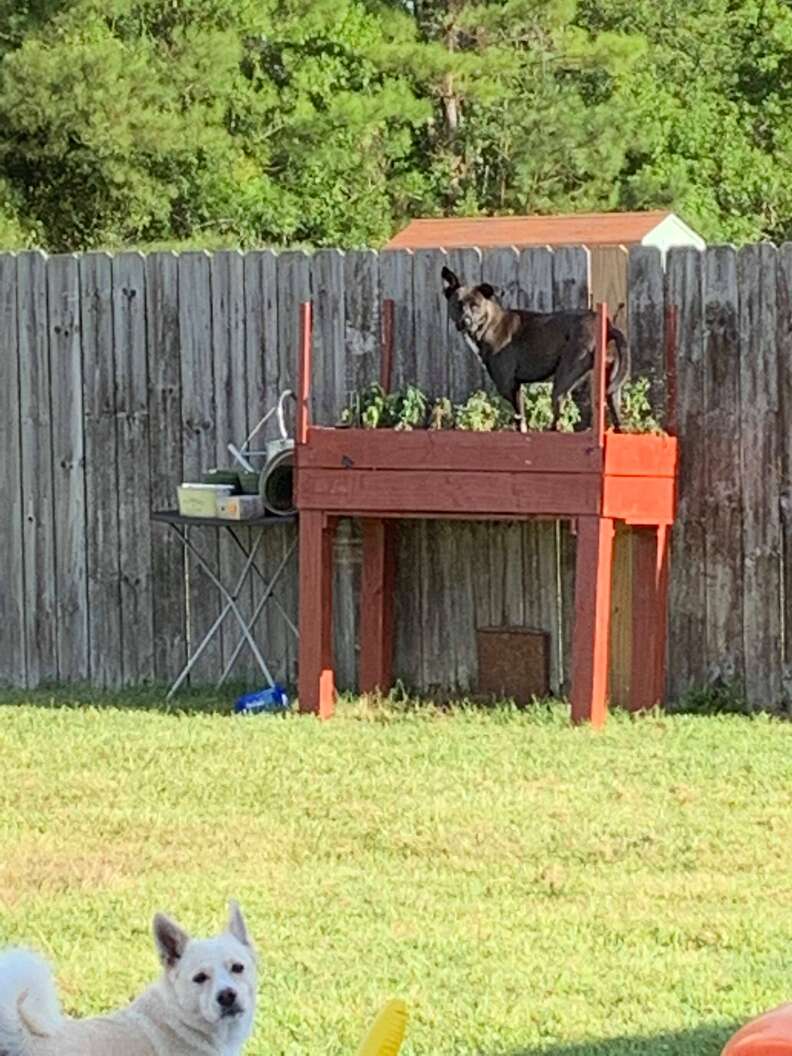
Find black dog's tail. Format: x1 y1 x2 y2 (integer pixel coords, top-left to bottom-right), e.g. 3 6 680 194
606 322 629 394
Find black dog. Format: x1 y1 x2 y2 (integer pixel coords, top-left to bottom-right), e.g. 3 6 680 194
441 266 628 431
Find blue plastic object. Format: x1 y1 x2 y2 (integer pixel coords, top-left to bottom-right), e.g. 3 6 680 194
233 684 290 715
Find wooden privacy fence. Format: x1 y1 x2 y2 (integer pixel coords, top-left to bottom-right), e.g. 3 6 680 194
0 242 791 709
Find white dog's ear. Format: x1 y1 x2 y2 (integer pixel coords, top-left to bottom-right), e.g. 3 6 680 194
153 912 190 967
227 900 252 947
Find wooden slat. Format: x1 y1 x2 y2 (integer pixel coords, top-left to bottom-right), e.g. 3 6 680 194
703 245 743 688
48 253 88 680
275 250 311 688
552 245 590 690
344 249 381 395
19 251 57 687
628 246 666 419
481 247 524 635
298 469 602 517
666 246 707 703
517 247 560 692
179 251 219 683
113 252 154 683
778 243 792 706
300 427 603 473
312 249 346 425
211 250 251 681
80 252 122 687
413 247 454 691
244 249 291 686
0 253 25 686
590 246 628 328
381 248 422 689
445 247 485 400
602 476 676 524
146 252 186 683
603 433 678 476
738 243 782 708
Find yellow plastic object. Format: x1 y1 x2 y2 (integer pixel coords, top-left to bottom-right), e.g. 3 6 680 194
356 1000 408 1056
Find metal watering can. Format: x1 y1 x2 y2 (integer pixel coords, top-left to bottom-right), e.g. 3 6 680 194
228 389 296 516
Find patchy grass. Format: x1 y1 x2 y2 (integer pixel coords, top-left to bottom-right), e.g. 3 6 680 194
1 688 791 1056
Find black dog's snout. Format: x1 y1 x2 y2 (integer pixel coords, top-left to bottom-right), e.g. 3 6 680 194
217 988 237 1008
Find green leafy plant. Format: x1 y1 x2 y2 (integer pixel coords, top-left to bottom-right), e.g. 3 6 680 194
619 378 664 434
520 384 581 433
454 390 512 431
392 384 429 430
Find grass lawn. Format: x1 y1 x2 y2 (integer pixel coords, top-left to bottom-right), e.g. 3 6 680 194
1 688 791 1056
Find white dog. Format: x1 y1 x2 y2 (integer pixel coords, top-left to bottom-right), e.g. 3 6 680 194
0 901 257 1056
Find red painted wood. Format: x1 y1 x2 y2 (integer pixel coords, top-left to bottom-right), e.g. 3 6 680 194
296 301 312 446
571 516 614 726
380 299 395 392
604 432 678 477
298 510 336 717
602 475 676 525
297 468 603 517
360 519 397 694
299 427 604 474
593 302 607 444
629 525 670 710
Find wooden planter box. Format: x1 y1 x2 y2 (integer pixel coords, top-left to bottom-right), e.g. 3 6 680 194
294 300 679 727
297 428 677 525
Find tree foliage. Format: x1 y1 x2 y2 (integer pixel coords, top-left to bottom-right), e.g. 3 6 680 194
0 0 787 250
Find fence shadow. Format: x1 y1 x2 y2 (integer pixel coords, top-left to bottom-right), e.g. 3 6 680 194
0 681 260 715
485 1021 738 1056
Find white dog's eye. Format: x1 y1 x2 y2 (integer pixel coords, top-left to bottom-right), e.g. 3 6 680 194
231 963 244 974
193 972 209 984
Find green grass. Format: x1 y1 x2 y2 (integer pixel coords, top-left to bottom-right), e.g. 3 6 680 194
1 688 791 1056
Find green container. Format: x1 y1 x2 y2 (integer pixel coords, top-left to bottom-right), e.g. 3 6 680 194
203 468 240 492
238 470 260 495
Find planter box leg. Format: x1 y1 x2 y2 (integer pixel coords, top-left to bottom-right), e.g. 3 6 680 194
298 511 336 717
571 515 615 726
360 519 397 696
630 524 669 711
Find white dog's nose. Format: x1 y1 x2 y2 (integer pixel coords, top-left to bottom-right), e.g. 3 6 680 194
217 988 237 1009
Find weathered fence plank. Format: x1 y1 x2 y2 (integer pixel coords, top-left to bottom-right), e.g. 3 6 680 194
243 249 290 686
445 247 485 400
179 251 220 682
778 243 792 705
0 253 25 686
381 248 422 689
344 249 380 396
147 252 186 682
211 249 251 681
81 252 122 687
113 252 154 683
518 247 563 693
312 249 346 426
667 246 707 703
628 246 666 417
48 253 88 681
703 245 743 687
738 243 782 708
552 246 590 687
275 251 311 688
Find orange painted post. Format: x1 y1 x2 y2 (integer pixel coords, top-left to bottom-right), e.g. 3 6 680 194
629 524 670 711
359 518 397 695
298 510 336 718
571 515 614 725
593 302 608 444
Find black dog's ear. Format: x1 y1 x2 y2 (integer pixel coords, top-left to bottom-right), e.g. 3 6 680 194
441 266 460 298
478 283 496 300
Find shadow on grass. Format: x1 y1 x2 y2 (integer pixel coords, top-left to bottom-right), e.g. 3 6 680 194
494 1021 738 1056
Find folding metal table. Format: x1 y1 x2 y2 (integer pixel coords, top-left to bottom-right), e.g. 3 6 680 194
150 510 298 698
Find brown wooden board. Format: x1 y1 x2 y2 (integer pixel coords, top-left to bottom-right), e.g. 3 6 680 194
146 252 186 682
0 253 26 686
778 243 792 706
48 254 88 681
113 252 154 683
81 252 122 686
738 243 782 708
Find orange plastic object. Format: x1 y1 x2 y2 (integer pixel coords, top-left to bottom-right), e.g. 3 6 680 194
723 1004 792 1056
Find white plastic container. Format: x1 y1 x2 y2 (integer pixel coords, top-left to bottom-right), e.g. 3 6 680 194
177 483 234 518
